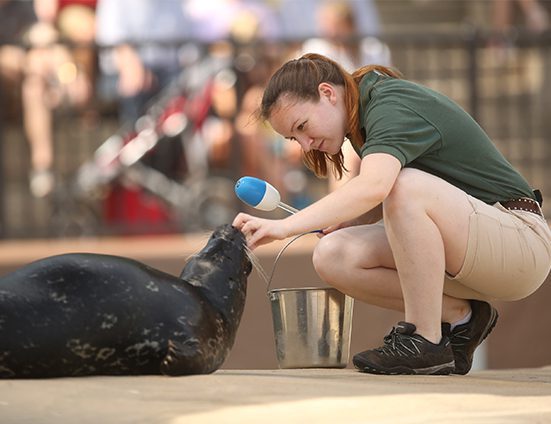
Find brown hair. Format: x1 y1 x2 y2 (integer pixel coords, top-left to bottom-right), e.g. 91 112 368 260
260 53 402 179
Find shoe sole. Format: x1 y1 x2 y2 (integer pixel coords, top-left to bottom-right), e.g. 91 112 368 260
354 360 455 376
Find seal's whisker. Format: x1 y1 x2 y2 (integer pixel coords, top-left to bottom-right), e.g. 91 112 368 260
244 245 269 287
182 231 212 263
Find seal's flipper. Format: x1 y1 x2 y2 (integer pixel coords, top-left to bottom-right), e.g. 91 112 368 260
160 339 217 376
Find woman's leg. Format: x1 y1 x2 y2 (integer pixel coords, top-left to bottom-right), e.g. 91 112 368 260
22 48 54 174
383 168 476 343
313 222 404 310
313 222 471 331
313 168 474 343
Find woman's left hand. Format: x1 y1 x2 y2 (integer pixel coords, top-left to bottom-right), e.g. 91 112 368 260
232 213 289 250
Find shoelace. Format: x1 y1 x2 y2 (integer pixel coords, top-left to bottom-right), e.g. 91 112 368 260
376 328 422 357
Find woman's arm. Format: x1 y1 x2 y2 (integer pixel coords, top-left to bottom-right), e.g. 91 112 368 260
321 203 383 236
233 153 401 248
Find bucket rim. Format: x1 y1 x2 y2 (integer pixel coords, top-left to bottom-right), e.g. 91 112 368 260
268 286 341 294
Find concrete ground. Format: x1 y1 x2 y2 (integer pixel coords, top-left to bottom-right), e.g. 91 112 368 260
1 367 551 424
2 236 551 423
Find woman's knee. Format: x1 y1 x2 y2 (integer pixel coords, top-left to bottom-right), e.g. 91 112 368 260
312 232 348 279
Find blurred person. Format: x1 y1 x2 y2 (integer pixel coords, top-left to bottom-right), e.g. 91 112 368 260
299 0 391 191
96 0 279 170
301 0 391 73
183 0 281 171
0 1 35 80
235 83 296 183
229 25 302 208
274 0 380 42
95 0 193 232
24 0 96 197
96 0 278 119
95 0 191 125
493 0 549 34
489 0 549 60
95 0 279 229
0 0 96 197
184 0 280 44
0 1 34 107
233 53 551 375
55 0 98 92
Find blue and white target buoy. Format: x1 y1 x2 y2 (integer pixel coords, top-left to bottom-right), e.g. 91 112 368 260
234 176 298 214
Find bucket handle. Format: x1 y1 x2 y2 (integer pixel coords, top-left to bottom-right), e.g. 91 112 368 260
266 230 320 294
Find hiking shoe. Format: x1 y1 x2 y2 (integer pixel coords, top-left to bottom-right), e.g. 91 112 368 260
447 300 499 375
353 321 455 375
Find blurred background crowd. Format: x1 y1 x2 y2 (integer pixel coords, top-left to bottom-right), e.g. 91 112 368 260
1 0 550 239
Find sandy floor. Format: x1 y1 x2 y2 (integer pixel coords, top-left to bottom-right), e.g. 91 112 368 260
1 367 551 424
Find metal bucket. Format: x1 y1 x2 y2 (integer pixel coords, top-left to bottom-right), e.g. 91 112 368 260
269 287 353 368
265 233 354 369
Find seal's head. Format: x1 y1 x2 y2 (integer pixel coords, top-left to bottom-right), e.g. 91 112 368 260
208 224 253 276
179 224 252 323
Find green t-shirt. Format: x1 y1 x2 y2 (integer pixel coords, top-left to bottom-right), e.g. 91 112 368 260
355 71 535 204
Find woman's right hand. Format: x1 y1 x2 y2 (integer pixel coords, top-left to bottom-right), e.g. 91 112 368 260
232 213 290 250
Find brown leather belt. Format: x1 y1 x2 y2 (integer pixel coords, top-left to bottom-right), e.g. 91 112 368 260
500 198 543 217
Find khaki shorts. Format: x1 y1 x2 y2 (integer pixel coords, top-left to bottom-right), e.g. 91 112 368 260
444 195 551 301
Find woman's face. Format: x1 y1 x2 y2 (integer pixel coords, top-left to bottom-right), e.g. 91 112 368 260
268 83 348 155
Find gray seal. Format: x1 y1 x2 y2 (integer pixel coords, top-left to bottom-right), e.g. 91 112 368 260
0 224 251 378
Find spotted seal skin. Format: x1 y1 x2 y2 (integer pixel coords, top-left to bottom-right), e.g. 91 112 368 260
0 224 251 378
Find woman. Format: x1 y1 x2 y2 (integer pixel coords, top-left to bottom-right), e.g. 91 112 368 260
232 53 551 375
